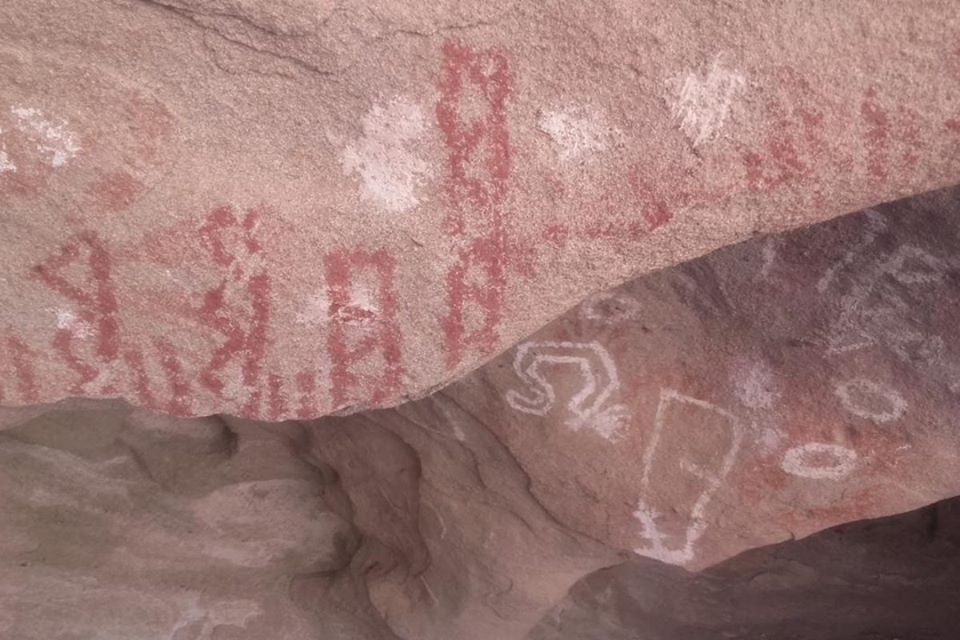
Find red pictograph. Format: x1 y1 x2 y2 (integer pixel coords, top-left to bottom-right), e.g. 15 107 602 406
32 231 120 394
123 339 192 416
195 206 272 417
324 249 402 408
1 336 40 404
436 39 513 368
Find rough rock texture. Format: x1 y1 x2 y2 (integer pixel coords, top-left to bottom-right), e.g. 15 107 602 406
4 187 960 639
531 497 960 640
2 1 960 417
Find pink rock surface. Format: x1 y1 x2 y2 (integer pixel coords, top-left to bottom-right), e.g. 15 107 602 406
2 1 960 417
4 187 960 639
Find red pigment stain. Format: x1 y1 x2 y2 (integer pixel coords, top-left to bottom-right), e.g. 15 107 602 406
87 171 144 212
32 232 119 393
0 114 56 199
324 249 402 408
124 340 192 416
195 207 271 417
124 91 175 162
267 373 286 421
5 336 40 404
740 68 839 192
296 370 317 419
628 167 674 231
436 39 513 368
946 119 960 133
861 87 890 180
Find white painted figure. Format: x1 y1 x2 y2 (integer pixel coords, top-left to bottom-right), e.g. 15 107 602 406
505 340 630 441
781 442 858 480
633 388 742 565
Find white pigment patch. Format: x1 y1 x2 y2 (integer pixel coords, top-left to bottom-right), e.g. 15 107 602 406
11 106 80 167
296 285 379 328
55 309 93 339
735 361 779 410
342 97 429 213
782 442 858 480
537 105 618 163
668 55 746 147
834 378 907 423
0 129 15 174
0 148 14 174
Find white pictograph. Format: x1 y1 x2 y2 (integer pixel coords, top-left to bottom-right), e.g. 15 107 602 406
341 97 429 214
828 242 953 355
632 389 743 566
537 104 620 163
505 341 630 441
578 291 643 326
834 377 907 424
823 232 960 393
781 442 858 480
10 105 80 168
667 55 746 147
816 209 888 294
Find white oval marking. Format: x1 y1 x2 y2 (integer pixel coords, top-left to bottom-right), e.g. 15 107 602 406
782 443 858 480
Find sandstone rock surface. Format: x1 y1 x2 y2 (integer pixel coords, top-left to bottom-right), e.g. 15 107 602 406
4 187 960 639
2 1 960 417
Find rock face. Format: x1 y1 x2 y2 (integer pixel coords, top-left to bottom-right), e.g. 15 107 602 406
444 185 960 572
2 1 960 417
4 187 960 639
531 497 960 640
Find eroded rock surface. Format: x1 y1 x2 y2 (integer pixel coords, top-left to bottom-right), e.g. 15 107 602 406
4 187 960 639
2 1 960 417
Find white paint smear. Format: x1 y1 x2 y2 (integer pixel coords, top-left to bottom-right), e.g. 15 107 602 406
537 105 618 163
55 308 93 339
11 106 80 168
668 55 746 147
0 149 14 174
579 291 642 326
735 361 779 410
0 129 15 174
782 442 858 480
834 378 907 423
342 97 429 213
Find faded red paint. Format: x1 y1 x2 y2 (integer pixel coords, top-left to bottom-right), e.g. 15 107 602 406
195 207 271 417
861 88 890 180
741 68 838 192
628 167 675 232
0 111 57 199
123 91 175 162
32 232 119 393
87 170 144 212
4 336 40 404
436 39 514 368
324 249 402 408
945 119 960 133
861 89 927 179
295 370 317 419
267 373 286 421
123 339 191 416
